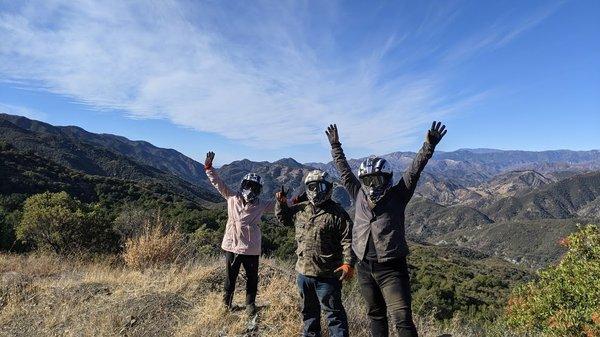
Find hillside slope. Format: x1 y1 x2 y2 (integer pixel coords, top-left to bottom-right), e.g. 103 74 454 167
0 143 220 206
404 172 600 267
484 171 600 221
0 114 209 186
0 249 531 337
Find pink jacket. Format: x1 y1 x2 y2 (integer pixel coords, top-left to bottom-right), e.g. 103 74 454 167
205 167 275 256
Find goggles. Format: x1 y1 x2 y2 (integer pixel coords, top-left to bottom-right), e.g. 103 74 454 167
306 181 329 193
360 174 389 187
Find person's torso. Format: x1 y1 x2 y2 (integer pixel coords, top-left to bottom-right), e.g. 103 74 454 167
221 194 268 255
294 201 345 277
352 185 409 261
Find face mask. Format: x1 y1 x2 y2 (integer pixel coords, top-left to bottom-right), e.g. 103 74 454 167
242 188 258 203
241 181 261 203
306 181 331 206
360 174 391 203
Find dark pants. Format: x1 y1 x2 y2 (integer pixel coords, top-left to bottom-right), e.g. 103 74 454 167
224 251 259 305
297 274 349 337
356 257 418 337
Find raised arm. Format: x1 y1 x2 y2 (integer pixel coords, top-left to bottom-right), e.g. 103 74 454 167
204 151 235 198
326 124 361 200
398 121 447 202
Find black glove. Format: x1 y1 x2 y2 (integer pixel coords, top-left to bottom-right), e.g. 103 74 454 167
426 121 447 146
325 124 340 146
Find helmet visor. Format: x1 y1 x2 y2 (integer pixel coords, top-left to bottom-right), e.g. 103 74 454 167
241 180 262 194
360 174 389 188
306 181 328 193
306 181 331 205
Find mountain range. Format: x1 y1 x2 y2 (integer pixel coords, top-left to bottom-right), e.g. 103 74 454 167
1 113 599 268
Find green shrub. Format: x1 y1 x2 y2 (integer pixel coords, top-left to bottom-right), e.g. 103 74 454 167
506 224 600 336
16 191 117 253
190 226 222 256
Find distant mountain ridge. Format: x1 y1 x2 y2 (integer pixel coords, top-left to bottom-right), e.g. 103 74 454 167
1 113 599 268
307 147 600 187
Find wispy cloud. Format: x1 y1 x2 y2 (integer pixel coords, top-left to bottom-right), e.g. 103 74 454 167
0 1 557 153
443 2 563 63
0 103 47 121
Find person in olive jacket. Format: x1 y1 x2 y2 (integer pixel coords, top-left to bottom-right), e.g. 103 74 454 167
325 122 447 337
275 169 354 337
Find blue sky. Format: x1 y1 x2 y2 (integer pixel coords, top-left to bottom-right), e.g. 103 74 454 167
0 0 598 165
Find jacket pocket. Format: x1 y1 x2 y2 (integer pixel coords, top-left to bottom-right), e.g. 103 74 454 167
318 226 335 256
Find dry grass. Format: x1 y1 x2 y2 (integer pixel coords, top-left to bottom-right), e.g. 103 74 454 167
0 253 536 337
122 219 191 270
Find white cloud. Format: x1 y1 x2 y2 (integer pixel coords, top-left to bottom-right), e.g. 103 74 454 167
0 103 47 121
0 1 554 153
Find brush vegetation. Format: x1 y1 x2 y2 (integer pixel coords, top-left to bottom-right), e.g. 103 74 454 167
506 224 600 336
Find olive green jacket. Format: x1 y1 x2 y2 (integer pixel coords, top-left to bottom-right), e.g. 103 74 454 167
275 199 354 278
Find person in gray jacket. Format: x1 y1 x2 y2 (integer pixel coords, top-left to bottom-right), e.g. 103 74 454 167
325 122 447 337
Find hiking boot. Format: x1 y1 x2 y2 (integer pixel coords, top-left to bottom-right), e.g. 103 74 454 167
223 292 233 310
245 303 257 316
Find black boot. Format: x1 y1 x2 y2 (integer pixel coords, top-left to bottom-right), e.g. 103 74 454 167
223 292 234 310
246 292 257 315
246 303 257 316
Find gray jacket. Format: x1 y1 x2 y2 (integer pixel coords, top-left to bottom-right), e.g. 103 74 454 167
331 141 434 262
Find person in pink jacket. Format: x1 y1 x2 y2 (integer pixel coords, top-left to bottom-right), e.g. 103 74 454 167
204 151 275 315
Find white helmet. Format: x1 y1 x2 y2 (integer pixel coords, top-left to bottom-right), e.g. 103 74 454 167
304 170 333 206
241 173 262 187
240 173 262 203
358 157 393 178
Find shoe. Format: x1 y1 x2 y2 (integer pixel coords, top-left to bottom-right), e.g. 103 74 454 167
245 303 257 316
223 292 233 310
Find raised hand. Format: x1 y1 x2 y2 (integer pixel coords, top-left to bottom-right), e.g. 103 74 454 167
325 124 340 145
205 151 215 169
275 185 288 204
426 121 447 146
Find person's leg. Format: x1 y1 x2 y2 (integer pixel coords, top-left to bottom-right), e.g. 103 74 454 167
373 257 418 337
297 274 322 337
314 277 349 337
223 251 242 308
241 254 259 313
356 259 389 337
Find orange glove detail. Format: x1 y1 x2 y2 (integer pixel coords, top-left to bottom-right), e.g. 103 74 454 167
334 263 354 281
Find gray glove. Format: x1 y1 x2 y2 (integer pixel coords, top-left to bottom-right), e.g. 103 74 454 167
426 121 447 146
325 124 340 145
